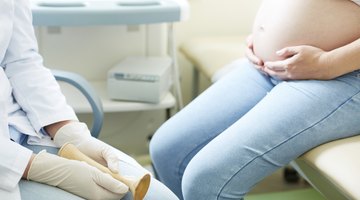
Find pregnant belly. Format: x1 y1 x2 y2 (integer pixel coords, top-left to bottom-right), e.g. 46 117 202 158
252 0 360 62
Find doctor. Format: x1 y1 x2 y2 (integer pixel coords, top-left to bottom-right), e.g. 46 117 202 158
0 0 178 199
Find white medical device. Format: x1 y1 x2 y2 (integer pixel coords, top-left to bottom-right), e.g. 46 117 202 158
107 56 172 103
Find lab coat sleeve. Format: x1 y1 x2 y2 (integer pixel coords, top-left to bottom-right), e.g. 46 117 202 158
0 102 32 191
0 139 32 191
1 0 78 132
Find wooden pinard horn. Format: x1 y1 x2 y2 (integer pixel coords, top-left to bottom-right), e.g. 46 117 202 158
58 143 150 200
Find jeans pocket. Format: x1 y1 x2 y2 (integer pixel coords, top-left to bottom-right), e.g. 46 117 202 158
346 69 360 78
351 70 360 78
356 71 360 78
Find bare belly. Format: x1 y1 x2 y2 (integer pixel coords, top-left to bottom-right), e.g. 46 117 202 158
252 0 360 62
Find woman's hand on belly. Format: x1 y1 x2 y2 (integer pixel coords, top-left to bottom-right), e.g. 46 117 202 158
245 34 267 75
263 45 334 80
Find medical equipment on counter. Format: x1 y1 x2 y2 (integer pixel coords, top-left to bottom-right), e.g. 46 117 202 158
31 0 189 110
107 56 172 103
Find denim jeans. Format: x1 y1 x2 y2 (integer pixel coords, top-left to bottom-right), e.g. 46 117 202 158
18 136 178 200
149 59 360 200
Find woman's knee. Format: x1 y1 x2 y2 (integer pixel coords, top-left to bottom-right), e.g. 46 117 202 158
182 157 226 200
149 122 176 164
182 158 250 200
145 178 180 200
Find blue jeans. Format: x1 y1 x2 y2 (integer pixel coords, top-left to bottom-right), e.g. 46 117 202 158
19 136 178 200
149 59 360 200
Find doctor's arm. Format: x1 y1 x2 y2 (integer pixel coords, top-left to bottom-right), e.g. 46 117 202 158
263 37 360 80
2 0 134 173
0 0 129 198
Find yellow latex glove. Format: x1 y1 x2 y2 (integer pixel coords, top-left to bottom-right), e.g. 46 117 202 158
28 150 128 200
53 122 144 174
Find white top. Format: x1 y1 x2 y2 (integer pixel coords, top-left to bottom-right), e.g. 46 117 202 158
0 0 78 198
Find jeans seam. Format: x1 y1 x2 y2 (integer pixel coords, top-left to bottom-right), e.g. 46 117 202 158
216 89 360 200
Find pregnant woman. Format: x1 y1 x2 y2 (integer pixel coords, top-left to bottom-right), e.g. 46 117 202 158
150 0 360 199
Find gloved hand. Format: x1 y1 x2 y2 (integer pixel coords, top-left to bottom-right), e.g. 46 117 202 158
28 150 128 200
53 122 144 174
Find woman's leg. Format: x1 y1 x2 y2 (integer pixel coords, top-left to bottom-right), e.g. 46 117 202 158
115 157 179 200
181 70 360 200
20 137 178 200
149 59 275 198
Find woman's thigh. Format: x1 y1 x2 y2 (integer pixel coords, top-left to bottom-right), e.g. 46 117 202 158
149 59 274 197
182 71 360 200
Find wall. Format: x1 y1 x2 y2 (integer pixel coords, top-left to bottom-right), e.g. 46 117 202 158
34 0 262 160
176 0 263 104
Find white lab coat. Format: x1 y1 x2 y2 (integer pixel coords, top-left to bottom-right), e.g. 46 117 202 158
0 0 78 198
